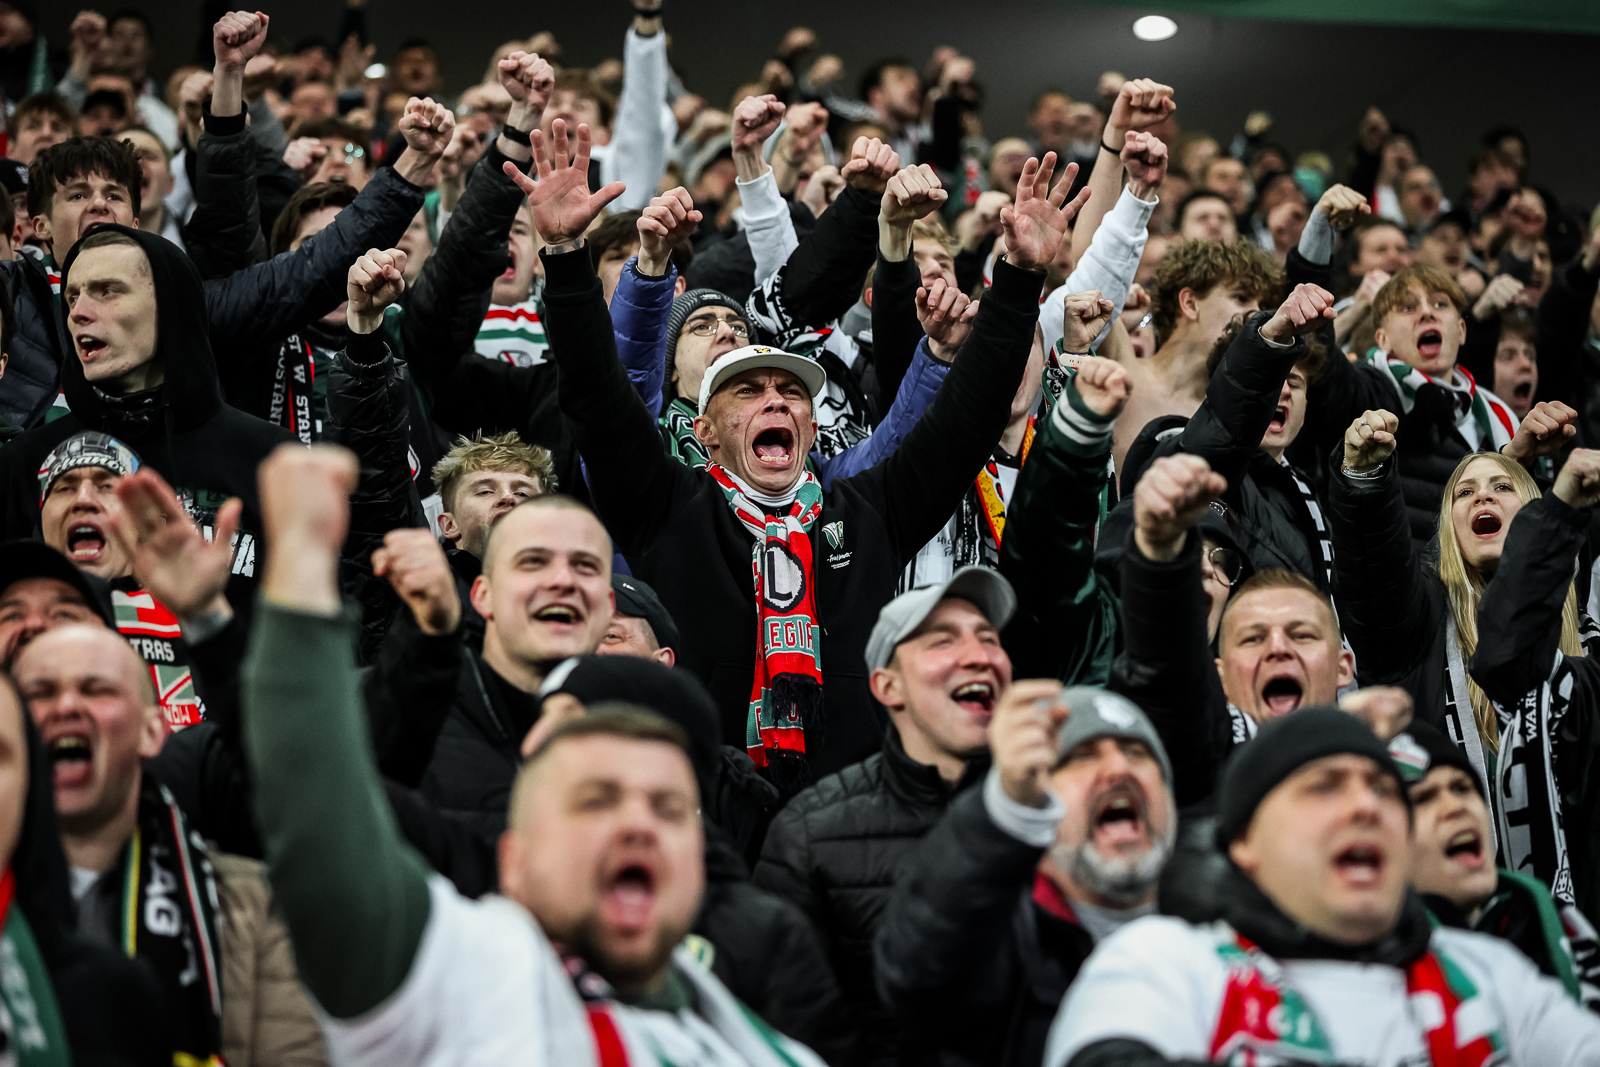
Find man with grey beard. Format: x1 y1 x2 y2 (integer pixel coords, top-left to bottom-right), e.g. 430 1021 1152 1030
873 684 1176 1067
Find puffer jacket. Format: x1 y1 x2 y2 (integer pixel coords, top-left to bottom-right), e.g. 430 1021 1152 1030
753 728 987 1067
213 854 328 1067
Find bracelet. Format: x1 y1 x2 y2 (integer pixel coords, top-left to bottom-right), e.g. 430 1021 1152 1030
1101 139 1123 155
499 124 531 146
543 238 586 255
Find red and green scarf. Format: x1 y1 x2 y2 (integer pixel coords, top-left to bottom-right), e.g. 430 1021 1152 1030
707 465 825 782
1210 929 1502 1066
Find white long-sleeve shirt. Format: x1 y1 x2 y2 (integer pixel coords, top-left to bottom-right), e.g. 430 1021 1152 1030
1038 186 1157 354
734 168 798 287
592 28 672 212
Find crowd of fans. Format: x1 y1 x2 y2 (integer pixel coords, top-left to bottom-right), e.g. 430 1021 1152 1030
0 0 1598 1063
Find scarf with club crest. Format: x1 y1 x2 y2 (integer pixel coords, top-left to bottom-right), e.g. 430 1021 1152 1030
1360 351 1518 452
706 464 824 785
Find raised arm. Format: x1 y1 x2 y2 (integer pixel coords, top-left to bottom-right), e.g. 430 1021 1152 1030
604 2 672 211
1327 409 1437 682
746 137 900 342
1070 79 1174 264
1108 455 1231 807
998 338 1124 688
396 53 549 396
243 445 432 1020
202 98 449 345
184 11 274 279
865 155 1088 557
1174 288 1333 489
619 187 703 417
730 95 800 286
816 339 950 489
504 121 698 553
1470 451 1600 704
1534 227 1600 408
870 163 949 408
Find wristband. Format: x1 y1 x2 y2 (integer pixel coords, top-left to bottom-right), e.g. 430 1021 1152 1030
499 124 531 146
543 238 586 255
1101 139 1123 155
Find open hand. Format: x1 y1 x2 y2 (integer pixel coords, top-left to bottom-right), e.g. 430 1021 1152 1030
107 469 239 623
372 528 461 636
1072 355 1130 418
1343 409 1399 471
502 119 627 244
1000 154 1091 272
916 279 979 362
1133 454 1226 562
347 247 409 333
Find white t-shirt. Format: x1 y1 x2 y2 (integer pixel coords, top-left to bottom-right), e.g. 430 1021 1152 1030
320 876 827 1067
1044 915 1600 1067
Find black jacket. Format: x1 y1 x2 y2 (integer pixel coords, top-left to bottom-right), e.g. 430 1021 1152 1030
1115 312 1328 590
752 729 987 1067
543 246 1043 778
0 227 295 603
874 782 1096 1067
1325 456 1454 731
182 109 272 282
1533 257 1600 450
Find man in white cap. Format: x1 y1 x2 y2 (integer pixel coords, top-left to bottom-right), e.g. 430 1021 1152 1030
755 565 1016 1066
522 118 1085 782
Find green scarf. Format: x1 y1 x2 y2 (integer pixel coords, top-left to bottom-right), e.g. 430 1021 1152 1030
0 872 71 1067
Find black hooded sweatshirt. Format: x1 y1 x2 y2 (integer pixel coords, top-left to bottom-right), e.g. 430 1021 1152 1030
0 226 295 599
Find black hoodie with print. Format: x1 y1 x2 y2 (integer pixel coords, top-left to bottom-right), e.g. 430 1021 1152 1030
0 226 294 598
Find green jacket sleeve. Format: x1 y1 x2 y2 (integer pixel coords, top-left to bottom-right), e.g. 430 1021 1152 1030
241 601 432 1018
998 377 1122 685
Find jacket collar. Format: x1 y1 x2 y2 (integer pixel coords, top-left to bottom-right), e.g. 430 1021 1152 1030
880 724 988 807
1219 861 1434 966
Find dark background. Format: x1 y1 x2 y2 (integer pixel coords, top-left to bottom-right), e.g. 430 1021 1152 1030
41 0 1600 212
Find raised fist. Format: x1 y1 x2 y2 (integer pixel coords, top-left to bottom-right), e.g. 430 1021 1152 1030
372 528 461 636
732 93 786 155
1342 409 1399 472
398 96 455 156
1071 355 1130 419
1133 454 1227 561
213 10 270 71
498 49 556 113
1554 449 1600 511
347 247 409 332
1060 290 1115 353
1120 131 1168 198
637 187 701 272
1504 400 1578 463
283 137 327 179
1260 283 1336 343
990 678 1068 808
1314 184 1370 230
881 164 948 228
1107 77 1176 135
842 136 901 195
916 279 979 362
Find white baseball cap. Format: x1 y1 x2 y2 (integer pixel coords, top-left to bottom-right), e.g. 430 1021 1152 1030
697 345 829 414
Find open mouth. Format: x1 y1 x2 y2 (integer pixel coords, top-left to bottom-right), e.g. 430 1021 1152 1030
1445 828 1485 868
1260 676 1304 718
950 681 995 715
752 428 794 468
1470 510 1502 537
1090 787 1148 848
533 603 582 626
1416 328 1443 362
1267 405 1288 434
75 334 107 360
499 248 518 281
48 733 92 789
1512 382 1533 401
1333 843 1384 886
600 862 656 931
66 523 106 562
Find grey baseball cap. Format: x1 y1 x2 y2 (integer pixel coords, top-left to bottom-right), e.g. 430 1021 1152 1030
1052 688 1173 784
864 566 1017 673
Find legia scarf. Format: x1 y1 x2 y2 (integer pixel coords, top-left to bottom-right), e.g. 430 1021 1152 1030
1361 351 1518 451
1211 929 1503 1066
706 464 825 785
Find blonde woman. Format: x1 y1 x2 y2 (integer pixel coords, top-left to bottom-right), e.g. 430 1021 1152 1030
1331 407 1599 913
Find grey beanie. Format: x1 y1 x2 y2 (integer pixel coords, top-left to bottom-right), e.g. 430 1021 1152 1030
1052 688 1173 785
665 288 746 395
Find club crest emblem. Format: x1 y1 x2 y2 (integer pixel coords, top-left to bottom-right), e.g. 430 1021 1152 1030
823 521 844 549
761 543 807 611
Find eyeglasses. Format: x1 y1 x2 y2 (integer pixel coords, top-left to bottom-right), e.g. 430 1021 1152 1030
1203 545 1243 586
339 142 366 165
685 315 750 338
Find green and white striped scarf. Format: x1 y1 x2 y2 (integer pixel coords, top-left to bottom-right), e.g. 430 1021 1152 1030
1360 351 1518 451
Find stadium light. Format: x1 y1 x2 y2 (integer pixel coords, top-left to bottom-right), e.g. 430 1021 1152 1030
1132 15 1178 41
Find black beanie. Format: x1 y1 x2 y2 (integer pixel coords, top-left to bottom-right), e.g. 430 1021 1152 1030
664 289 745 394
1215 706 1410 849
1388 719 1486 799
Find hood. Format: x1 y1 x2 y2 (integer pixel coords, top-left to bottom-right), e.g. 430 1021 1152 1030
2 676 74 971
58 224 223 437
